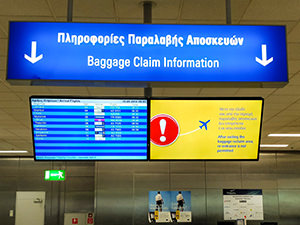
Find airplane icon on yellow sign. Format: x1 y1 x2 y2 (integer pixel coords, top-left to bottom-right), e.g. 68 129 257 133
199 120 210 130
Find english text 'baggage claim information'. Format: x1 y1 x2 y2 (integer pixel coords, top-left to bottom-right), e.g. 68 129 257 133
7 22 287 83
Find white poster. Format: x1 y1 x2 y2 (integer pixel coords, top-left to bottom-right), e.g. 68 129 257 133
223 189 263 221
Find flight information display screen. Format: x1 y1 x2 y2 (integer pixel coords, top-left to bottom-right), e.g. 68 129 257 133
30 97 148 160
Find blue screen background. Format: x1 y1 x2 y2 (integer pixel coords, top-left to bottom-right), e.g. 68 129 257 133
31 98 148 160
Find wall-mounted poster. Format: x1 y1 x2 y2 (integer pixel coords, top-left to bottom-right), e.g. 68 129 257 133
223 189 264 220
148 191 172 223
170 191 192 222
148 191 192 223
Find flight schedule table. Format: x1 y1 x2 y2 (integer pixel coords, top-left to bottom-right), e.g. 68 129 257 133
30 98 148 160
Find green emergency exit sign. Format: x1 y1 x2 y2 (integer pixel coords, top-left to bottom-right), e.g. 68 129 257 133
44 170 65 181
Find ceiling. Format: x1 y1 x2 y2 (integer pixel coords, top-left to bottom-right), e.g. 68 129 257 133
0 0 300 156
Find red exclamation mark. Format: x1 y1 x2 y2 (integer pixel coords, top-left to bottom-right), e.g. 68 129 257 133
150 114 180 146
159 119 166 142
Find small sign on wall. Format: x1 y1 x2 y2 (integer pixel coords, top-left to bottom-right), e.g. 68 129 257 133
223 189 263 220
44 170 65 181
170 191 192 222
72 218 78 224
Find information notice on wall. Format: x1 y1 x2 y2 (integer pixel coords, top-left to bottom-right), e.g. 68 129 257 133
223 189 264 221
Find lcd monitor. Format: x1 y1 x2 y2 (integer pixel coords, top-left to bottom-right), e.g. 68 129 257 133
30 97 148 160
150 98 263 160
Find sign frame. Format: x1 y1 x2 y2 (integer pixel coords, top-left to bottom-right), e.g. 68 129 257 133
223 189 264 221
149 97 264 161
44 170 65 181
30 96 150 161
6 21 288 88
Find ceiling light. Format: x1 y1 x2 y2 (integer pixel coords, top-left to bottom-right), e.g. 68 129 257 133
268 134 300 137
260 144 288 148
0 150 28 153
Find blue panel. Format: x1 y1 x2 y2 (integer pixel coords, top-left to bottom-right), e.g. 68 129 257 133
30 98 148 160
7 22 287 83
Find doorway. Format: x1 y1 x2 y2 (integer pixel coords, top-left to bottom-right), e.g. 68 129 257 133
15 191 45 225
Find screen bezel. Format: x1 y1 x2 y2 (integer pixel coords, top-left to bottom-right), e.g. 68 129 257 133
30 96 150 161
149 97 264 161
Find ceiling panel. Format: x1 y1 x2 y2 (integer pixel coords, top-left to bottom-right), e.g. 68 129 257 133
263 109 282 121
286 118 300 127
7 140 32 149
265 95 300 105
239 20 296 33
273 85 300 96
276 108 300 117
0 16 57 35
288 43 300 60
162 88 201 96
125 88 144 96
117 18 142 23
235 88 275 98
48 0 67 18
288 60 300 75
0 100 27 108
231 0 251 21
72 17 116 23
117 0 143 19
0 27 6 38
288 21 300 42
0 82 11 92
0 140 20 149
87 87 127 96
47 86 89 95
152 0 181 20
264 115 299 126
0 118 24 127
7 128 32 138
285 101 300 111
0 0 52 16
0 56 7 71
243 0 300 21
14 92 52 103
181 0 226 21
152 88 164 96
0 92 22 101
200 88 239 96
0 128 18 138
0 39 7 57
7 85 51 93
152 19 177 24
290 73 300 84
180 20 225 25
275 126 300 133
1 106 29 114
73 0 115 18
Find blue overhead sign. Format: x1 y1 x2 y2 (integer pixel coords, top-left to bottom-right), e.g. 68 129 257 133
7 22 288 87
